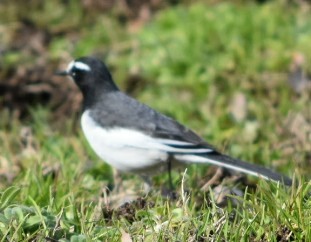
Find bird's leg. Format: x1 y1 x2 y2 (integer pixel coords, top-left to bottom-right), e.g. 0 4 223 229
167 156 174 191
160 155 177 199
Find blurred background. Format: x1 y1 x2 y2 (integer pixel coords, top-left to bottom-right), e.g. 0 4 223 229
0 0 310 181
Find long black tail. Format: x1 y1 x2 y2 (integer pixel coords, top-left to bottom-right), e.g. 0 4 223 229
205 153 292 186
176 152 292 186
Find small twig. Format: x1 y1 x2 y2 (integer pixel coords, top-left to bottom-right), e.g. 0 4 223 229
201 168 223 191
181 168 188 206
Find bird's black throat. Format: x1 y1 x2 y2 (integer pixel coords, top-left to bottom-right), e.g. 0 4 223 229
79 80 119 110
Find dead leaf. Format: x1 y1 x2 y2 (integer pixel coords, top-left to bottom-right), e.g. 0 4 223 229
229 92 247 122
288 52 311 93
120 229 133 242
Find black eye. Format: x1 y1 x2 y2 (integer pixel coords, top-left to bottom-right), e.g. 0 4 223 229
71 67 80 77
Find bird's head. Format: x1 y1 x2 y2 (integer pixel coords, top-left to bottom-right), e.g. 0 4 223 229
56 57 119 98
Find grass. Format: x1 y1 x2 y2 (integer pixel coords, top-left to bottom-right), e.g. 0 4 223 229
0 0 311 241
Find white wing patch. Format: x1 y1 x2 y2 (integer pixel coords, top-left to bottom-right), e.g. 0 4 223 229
155 138 195 145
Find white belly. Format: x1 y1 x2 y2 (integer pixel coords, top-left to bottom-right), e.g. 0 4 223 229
81 110 169 173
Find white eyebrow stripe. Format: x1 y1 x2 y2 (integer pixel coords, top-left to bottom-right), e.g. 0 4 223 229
74 62 91 71
66 61 75 72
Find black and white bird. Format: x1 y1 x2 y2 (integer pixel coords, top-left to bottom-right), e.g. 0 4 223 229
57 56 292 187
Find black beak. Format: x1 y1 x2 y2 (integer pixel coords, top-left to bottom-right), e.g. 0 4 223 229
55 70 69 76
